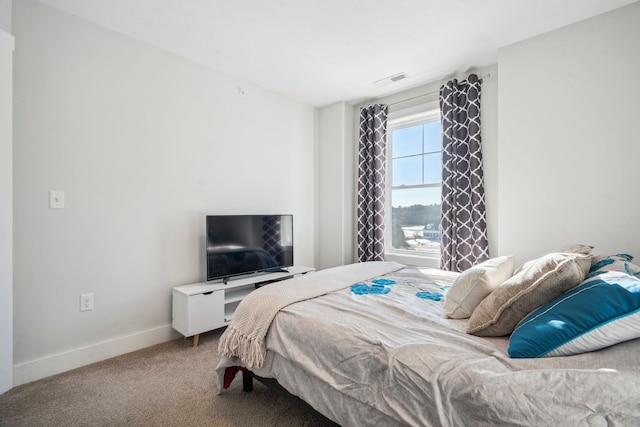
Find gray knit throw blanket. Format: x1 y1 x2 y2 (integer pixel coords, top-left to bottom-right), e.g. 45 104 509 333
218 261 405 369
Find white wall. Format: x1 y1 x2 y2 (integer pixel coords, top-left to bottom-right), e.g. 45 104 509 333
0 27 14 395
316 102 355 269
0 0 10 34
498 2 640 265
13 0 315 385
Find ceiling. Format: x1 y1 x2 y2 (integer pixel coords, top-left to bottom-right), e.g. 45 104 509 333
37 0 637 107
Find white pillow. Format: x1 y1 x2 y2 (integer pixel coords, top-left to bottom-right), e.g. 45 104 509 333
443 255 515 319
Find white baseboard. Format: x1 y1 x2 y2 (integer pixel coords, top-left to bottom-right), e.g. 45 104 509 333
13 324 180 386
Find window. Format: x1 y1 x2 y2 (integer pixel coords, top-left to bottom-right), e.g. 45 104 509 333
385 109 442 262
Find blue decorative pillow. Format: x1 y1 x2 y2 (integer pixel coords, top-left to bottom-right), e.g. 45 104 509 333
588 253 640 279
508 271 640 358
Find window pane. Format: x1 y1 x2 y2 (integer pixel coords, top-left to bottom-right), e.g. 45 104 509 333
423 153 441 184
390 187 441 252
392 156 422 186
391 187 441 208
423 121 441 153
386 113 443 258
391 125 422 157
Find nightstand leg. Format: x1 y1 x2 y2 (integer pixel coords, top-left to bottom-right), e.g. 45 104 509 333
192 334 200 347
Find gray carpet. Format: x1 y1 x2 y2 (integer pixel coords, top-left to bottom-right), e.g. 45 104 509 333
0 329 338 426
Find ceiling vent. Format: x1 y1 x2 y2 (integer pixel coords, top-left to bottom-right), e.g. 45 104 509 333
373 72 407 87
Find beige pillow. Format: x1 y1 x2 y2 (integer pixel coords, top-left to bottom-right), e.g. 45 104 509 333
443 255 515 319
558 244 594 255
514 244 593 275
467 253 591 337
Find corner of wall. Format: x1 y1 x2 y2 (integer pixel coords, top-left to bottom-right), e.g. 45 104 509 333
341 102 356 265
0 21 13 395
316 102 356 269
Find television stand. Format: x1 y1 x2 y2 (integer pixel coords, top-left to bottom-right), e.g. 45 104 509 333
172 266 315 347
222 268 289 284
264 267 289 274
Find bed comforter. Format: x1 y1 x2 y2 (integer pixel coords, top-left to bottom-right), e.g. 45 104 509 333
215 263 640 426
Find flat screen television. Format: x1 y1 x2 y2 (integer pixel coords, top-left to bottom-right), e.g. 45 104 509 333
206 214 294 282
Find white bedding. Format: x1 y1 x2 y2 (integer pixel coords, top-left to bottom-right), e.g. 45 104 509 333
218 261 405 369
216 264 640 426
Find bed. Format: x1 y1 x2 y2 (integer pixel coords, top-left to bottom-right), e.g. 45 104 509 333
215 254 640 426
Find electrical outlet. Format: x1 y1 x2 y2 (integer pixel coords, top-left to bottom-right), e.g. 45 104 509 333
80 293 94 312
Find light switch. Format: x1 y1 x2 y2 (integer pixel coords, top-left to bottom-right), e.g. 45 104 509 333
50 190 65 209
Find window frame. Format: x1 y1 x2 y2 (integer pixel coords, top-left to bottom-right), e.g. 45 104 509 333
384 108 442 268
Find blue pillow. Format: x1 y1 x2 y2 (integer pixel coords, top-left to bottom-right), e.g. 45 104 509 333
508 271 640 358
588 253 640 279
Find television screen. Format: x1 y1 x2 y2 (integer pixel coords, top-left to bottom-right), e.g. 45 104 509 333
206 214 293 282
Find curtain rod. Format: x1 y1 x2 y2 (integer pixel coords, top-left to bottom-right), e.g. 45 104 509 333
386 73 491 107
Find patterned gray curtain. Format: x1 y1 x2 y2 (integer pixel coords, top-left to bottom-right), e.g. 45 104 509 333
357 104 388 262
439 74 489 272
